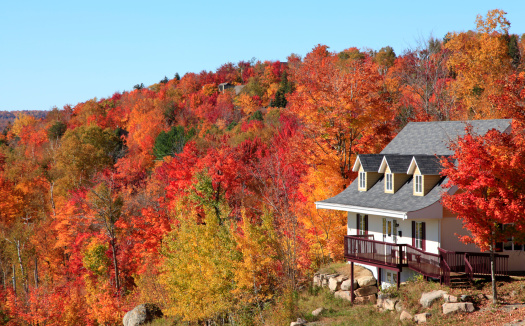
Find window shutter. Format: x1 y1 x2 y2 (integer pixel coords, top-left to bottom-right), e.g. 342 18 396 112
364 215 368 235
411 221 416 247
356 214 360 235
422 222 426 251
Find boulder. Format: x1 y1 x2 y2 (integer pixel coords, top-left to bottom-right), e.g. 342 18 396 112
341 279 358 291
460 294 472 302
123 303 163 326
357 275 376 287
400 310 413 321
354 294 377 304
442 302 475 315
414 312 431 324
419 290 446 308
376 293 398 311
395 301 404 312
334 290 352 301
313 274 321 287
329 277 343 292
443 294 458 303
312 307 324 316
354 285 378 297
290 317 307 326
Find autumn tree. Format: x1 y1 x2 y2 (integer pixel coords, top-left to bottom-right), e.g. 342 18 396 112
289 45 395 182
445 9 514 119
441 123 525 303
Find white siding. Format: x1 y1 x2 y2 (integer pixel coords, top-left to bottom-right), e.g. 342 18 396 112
347 212 440 254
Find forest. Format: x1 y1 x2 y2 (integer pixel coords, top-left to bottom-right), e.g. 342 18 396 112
0 9 524 325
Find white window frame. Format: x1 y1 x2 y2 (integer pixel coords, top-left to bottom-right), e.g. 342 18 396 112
359 171 366 189
385 173 393 191
415 222 424 250
415 175 423 194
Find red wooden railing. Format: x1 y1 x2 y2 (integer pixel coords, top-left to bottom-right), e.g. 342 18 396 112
440 258 451 286
405 245 440 278
345 236 509 286
344 236 404 269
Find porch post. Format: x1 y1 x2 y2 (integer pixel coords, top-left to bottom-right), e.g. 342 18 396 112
378 268 382 290
396 270 400 290
350 262 355 303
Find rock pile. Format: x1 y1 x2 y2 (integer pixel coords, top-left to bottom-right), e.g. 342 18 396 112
313 267 378 304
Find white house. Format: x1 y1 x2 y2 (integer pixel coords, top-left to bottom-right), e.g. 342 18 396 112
315 119 523 292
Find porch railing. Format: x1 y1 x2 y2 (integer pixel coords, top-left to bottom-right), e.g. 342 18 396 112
405 245 440 279
344 235 405 269
345 236 509 286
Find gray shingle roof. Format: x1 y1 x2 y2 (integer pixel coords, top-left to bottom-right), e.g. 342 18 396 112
383 155 413 173
413 155 450 175
381 119 512 155
318 119 512 213
321 175 447 212
358 154 383 172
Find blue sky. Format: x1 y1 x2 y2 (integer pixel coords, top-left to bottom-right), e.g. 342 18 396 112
1 1 524 111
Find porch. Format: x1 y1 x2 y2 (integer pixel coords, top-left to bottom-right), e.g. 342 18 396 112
344 235 509 293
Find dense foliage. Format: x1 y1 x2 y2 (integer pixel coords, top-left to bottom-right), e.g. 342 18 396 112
0 9 523 325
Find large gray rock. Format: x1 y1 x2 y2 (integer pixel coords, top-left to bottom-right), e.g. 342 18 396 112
312 307 324 316
442 302 475 315
341 278 358 291
123 303 163 326
419 290 446 308
354 294 377 304
376 293 398 310
313 274 321 287
443 294 458 303
414 312 431 324
400 310 413 321
334 290 352 301
354 285 378 297
357 275 376 287
290 317 307 326
329 276 344 292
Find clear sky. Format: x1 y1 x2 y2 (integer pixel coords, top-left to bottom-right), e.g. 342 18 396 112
1 1 524 111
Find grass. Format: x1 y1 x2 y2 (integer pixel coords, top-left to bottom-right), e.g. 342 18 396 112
143 267 525 325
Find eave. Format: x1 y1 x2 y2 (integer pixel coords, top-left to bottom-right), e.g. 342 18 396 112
315 201 408 219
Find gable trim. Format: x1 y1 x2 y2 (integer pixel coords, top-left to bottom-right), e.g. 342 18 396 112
378 156 389 173
352 156 362 172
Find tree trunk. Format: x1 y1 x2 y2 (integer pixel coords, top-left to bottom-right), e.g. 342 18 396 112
34 257 39 288
110 238 120 293
490 244 498 304
12 265 16 294
16 240 27 293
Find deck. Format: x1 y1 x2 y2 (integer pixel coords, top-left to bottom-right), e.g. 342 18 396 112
344 235 508 286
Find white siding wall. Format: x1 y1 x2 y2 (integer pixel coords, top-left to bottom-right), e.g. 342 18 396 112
347 212 441 254
347 212 442 286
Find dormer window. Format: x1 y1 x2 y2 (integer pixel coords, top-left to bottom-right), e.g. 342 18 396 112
415 175 423 194
385 173 393 191
359 171 366 189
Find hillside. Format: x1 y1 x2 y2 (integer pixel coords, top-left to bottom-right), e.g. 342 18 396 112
0 110 47 131
0 9 522 325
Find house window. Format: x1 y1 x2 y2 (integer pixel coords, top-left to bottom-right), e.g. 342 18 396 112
503 224 523 251
357 214 368 235
412 221 426 250
415 175 423 194
385 173 393 191
359 171 366 189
